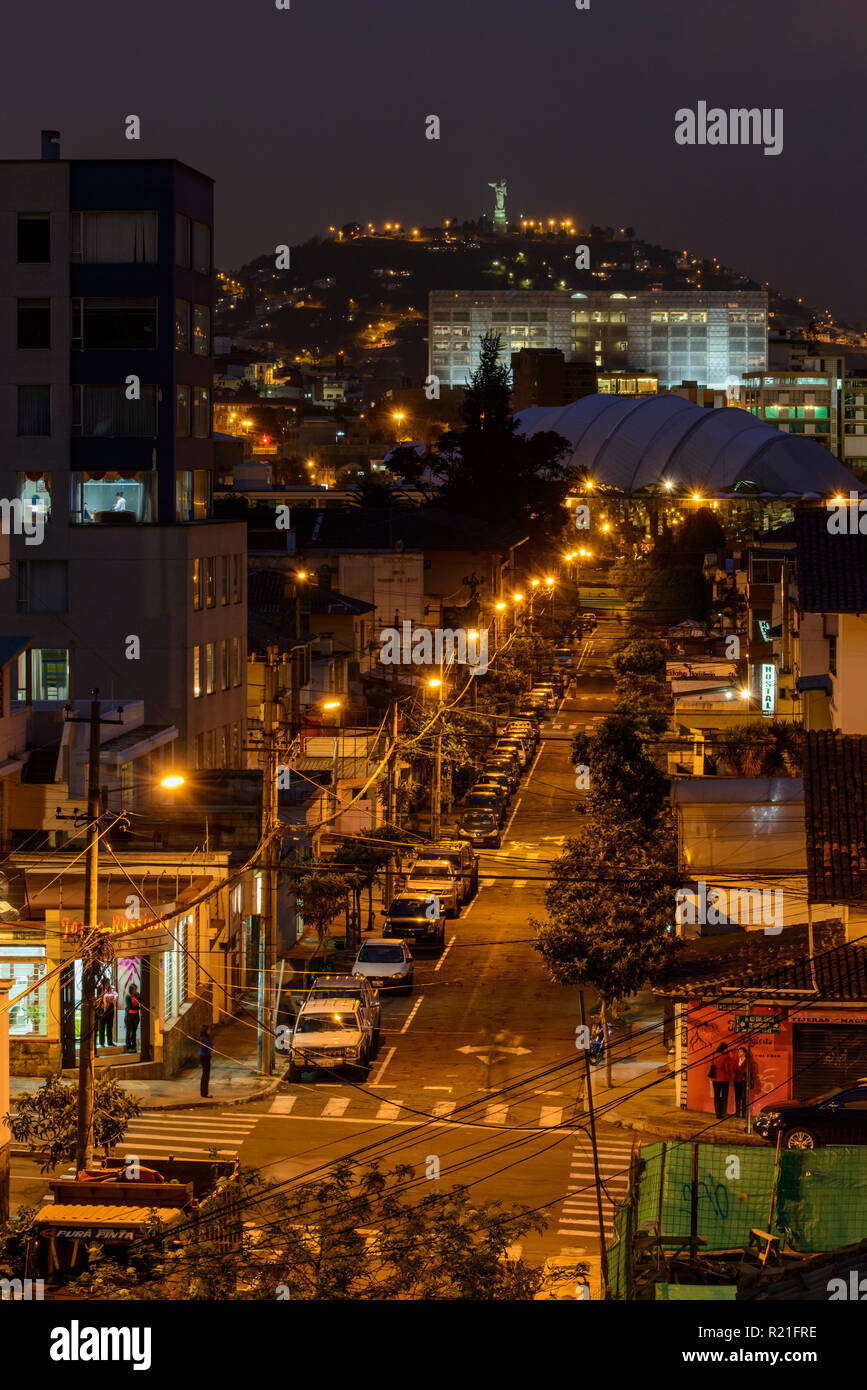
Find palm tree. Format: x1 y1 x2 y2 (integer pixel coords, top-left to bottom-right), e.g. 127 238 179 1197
718 721 803 777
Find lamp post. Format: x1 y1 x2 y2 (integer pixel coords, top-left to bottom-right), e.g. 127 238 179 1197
322 699 343 822
427 675 443 841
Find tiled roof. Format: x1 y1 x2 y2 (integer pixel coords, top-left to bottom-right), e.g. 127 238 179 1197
795 507 867 612
307 589 374 616
656 920 867 1002
804 731 867 903
248 569 287 614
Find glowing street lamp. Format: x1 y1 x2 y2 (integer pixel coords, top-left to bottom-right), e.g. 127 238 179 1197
160 774 185 790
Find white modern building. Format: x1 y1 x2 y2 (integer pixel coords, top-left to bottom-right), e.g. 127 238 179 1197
429 288 768 391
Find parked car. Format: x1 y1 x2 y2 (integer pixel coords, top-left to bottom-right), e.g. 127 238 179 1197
506 720 539 748
352 938 414 995
484 756 520 792
464 788 508 824
456 809 502 848
288 998 373 1081
382 894 446 949
404 857 461 915
307 973 381 1040
583 612 598 632
474 771 512 802
413 841 479 903
755 1080 867 1149
494 737 530 767
554 646 574 666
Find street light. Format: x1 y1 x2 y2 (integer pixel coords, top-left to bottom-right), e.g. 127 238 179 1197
160 774 185 790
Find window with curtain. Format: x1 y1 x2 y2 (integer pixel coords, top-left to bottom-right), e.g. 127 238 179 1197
17 385 50 435
74 384 157 437
193 471 212 519
231 635 242 686
175 299 190 352
232 554 242 603
192 387 210 437
176 471 193 521
220 725 229 768
220 556 229 606
206 643 215 694
192 304 210 355
193 645 201 698
232 722 241 767
220 640 229 690
70 472 156 523
77 212 157 263
16 474 51 522
192 558 202 611
205 557 215 608
74 298 157 350
176 385 191 436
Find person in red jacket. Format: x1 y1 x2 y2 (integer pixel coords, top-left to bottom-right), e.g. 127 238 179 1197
707 1042 733 1118
732 1046 759 1118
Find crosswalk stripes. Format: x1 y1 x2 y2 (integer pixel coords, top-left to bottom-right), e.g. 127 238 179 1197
118 1111 261 1160
322 1097 349 1118
556 1137 634 1240
266 1093 583 1130
431 1100 455 1119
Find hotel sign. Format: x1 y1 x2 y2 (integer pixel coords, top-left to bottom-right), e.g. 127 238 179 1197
761 662 776 715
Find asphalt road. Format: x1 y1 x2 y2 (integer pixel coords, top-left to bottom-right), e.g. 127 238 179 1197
11 617 658 1265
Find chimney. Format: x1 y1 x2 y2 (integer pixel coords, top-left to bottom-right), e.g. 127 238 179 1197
41 130 60 161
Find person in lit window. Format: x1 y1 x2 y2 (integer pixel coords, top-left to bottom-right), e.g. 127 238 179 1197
113 492 127 512
82 502 93 522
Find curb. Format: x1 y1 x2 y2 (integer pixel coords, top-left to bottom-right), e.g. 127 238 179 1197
610 1111 768 1147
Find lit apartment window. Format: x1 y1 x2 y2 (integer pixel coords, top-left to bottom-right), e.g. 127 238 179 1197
192 305 210 355
220 640 229 691
16 474 51 523
220 556 229 606
231 635 242 686
650 311 669 324
232 554 242 603
192 388 210 438
193 470 211 519
176 385 191 437
17 214 50 263
175 299 190 352
30 648 69 701
690 311 707 324
205 643 216 694
220 725 229 768
17 386 50 436
193 558 202 611
205 557 215 608
193 645 202 698
232 722 241 767
18 300 50 349
70 472 156 523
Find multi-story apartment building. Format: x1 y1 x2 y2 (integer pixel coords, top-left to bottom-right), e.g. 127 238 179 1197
429 289 768 391
741 357 844 456
0 138 246 767
842 376 867 471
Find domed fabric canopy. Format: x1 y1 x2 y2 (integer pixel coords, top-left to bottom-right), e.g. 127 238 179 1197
515 395 862 495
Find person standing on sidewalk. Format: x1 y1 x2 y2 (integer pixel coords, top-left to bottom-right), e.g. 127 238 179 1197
124 985 141 1052
199 1026 214 1097
707 1042 733 1119
96 983 118 1049
732 1046 758 1119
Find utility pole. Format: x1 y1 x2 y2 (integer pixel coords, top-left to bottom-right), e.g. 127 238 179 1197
258 647 282 1077
579 988 610 1298
430 663 443 843
62 693 123 1173
384 701 398 905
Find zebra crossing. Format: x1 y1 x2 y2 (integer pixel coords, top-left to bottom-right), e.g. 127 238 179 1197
556 1135 634 1241
268 1092 577 1131
115 1110 261 1160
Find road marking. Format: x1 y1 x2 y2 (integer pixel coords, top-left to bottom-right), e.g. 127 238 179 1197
376 1100 402 1120
269 1095 296 1115
423 1085 453 1090
512 879 527 888
526 851 540 860
503 794 523 837
432 1100 455 1118
539 1106 563 1128
481 877 495 888
484 1103 508 1125
370 1046 395 1084
399 995 424 1034
323 1097 349 1117
434 935 457 971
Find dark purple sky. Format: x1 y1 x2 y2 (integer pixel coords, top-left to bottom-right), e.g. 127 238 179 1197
4 0 864 320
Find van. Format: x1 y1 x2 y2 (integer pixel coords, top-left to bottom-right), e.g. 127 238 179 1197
413 842 479 903
404 858 461 916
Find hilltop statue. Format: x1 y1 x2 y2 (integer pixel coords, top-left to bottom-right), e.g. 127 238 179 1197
489 179 508 230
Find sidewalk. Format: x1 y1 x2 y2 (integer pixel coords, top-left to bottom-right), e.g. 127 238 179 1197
584 993 767 1147
8 1015 286 1116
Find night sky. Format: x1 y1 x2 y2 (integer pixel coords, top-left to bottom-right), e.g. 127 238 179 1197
3 0 864 319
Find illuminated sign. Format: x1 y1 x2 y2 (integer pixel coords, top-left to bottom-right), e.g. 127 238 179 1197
761 663 776 715
60 914 160 939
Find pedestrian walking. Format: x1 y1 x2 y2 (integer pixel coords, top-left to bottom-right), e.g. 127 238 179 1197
124 985 141 1052
199 1026 214 1097
707 1042 733 1119
97 983 118 1049
732 1046 758 1118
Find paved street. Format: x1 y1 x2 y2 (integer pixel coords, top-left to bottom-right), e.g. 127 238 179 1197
10 618 659 1264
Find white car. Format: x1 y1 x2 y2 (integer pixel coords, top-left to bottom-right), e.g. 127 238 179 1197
404 859 461 916
352 939 415 995
288 998 372 1081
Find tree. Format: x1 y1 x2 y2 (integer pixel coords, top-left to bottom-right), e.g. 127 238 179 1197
63 1160 582 1300
3 1074 142 1172
296 872 352 972
611 637 668 684
633 565 711 627
571 712 670 832
434 332 572 538
534 818 677 1086
717 721 803 777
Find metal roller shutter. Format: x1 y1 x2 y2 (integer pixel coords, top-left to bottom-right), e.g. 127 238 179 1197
793 1025 867 1099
